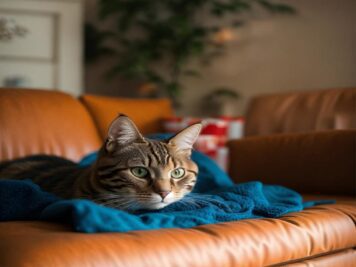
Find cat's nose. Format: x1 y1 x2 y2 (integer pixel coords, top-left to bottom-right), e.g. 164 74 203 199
157 191 170 199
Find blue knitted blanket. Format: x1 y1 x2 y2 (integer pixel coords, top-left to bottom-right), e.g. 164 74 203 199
0 150 328 233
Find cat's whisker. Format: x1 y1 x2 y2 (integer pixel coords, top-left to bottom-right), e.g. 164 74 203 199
117 200 142 211
178 197 218 208
176 198 201 208
185 194 221 203
90 194 137 202
105 198 137 205
102 199 138 210
92 197 126 203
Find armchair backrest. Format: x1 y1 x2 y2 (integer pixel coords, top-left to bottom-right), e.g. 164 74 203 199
245 88 356 136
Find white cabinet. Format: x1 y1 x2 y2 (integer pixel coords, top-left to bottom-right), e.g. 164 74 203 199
0 0 83 95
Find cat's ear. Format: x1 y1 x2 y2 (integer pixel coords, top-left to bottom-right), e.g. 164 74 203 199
106 115 145 151
168 123 202 153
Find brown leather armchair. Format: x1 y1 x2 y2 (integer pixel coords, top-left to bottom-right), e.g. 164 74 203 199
244 88 356 136
0 88 355 266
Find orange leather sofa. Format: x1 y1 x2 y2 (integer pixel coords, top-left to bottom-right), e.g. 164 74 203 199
0 88 355 267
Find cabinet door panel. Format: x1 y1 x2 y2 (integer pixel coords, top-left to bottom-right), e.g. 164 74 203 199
0 11 55 60
0 0 82 95
0 61 55 89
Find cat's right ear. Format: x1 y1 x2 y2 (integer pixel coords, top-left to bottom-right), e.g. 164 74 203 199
106 115 146 152
168 123 202 154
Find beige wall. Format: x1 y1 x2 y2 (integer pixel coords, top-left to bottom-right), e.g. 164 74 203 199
84 0 356 116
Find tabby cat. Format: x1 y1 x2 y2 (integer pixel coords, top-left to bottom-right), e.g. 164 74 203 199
0 115 202 211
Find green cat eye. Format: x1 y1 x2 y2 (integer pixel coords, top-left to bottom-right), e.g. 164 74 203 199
131 167 149 178
171 168 185 179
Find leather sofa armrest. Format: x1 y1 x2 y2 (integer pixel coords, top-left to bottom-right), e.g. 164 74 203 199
227 130 356 196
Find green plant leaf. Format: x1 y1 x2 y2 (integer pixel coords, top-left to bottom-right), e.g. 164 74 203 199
257 0 297 14
84 23 116 64
183 70 201 77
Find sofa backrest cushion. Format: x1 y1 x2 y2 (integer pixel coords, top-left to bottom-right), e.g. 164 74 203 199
245 88 356 136
80 94 173 138
0 89 102 162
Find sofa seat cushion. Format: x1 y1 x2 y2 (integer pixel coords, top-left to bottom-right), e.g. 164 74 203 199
285 248 356 267
80 94 173 138
0 204 355 267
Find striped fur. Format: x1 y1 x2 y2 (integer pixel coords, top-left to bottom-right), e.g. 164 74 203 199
0 115 202 211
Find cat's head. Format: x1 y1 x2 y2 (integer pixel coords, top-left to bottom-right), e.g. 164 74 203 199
93 115 202 211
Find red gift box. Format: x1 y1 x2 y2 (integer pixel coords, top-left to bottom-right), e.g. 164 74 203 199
163 116 244 171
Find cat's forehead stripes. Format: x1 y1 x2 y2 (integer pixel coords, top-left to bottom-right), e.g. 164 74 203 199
127 157 146 167
101 139 175 168
146 140 171 166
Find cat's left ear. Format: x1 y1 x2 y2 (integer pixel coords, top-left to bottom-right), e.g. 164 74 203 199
168 123 202 153
106 115 146 151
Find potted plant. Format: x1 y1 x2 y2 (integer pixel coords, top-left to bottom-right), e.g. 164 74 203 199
86 0 295 105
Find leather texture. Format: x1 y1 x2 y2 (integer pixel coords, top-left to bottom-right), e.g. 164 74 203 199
80 94 173 138
228 130 356 196
282 248 356 267
0 89 102 162
0 204 355 267
245 88 356 136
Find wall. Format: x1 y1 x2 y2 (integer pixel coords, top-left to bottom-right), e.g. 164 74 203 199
84 0 356 116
